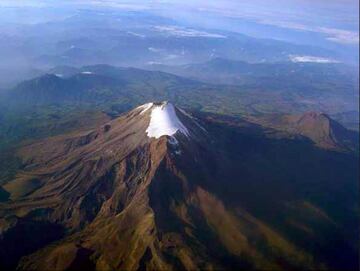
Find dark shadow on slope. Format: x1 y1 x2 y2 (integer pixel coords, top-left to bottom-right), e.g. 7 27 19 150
0 218 65 271
199 113 359 270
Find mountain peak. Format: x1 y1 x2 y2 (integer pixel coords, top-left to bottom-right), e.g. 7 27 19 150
257 111 359 151
135 101 191 139
1 103 358 271
298 111 329 122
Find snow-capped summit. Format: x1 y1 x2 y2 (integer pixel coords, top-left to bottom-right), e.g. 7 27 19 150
131 101 206 147
145 102 189 139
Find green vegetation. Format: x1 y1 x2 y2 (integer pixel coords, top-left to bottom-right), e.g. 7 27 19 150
0 65 357 187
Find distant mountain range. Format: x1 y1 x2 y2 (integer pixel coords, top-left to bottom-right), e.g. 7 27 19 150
146 58 359 96
2 9 355 89
0 62 358 156
2 65 198 107
0 102 358 270
1 62 358 130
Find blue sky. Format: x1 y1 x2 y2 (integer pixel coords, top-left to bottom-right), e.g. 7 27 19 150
0 0 358 45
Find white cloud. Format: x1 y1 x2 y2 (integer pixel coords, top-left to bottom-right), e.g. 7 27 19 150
258 20 359 45
318 27 359 45
148 47 163 53
127 31 146 38
166 1 359 45
289 55 340 63
154 25 227 38
86 0 150 10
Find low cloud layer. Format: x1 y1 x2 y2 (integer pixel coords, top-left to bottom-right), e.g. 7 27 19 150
0 0 358 45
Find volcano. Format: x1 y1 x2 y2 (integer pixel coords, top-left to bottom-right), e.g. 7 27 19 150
0 102 358 271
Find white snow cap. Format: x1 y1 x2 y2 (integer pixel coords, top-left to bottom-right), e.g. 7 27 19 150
138 102 154 115
146 102 189 139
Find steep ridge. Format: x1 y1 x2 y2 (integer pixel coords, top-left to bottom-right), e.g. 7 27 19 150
253 111 359 151
293 112 359 150
0 103 358 270
0 102 214 270
1 102 202 214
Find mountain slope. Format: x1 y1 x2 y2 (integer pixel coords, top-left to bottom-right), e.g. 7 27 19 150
253 111 359 151
0 103 358 270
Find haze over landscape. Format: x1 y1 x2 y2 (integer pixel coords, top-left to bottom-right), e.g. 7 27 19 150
0 1 359 271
